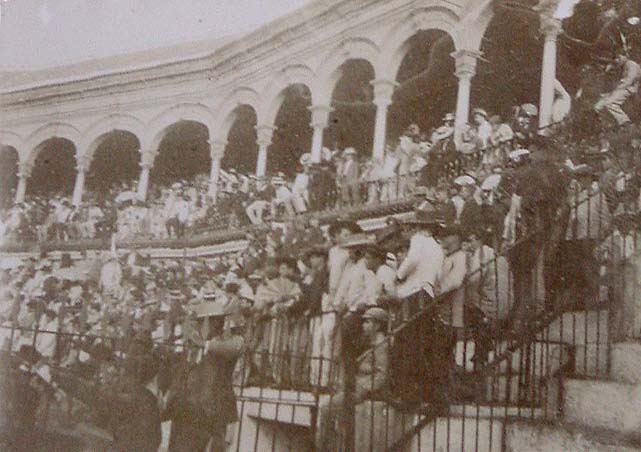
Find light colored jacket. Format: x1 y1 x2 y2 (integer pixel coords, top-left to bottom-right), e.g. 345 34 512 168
397 233 444 298
334 258 382 310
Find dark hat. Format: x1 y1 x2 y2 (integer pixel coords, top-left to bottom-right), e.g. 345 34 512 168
340 233 377 249
275 256 298 271
363 244 387 260
403 209 445 230
60 253 73 268
303 244 329 260
328 220 362 237
436 224 463 239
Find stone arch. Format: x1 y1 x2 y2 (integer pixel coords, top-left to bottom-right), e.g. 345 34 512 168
0 130 23 156
261 64 315 126
456 1 495 55
0 145 19 207
313 37 380 104
147 103 215 150
81 113 146 162
24 122 80 166
213 87 262 140
378 7 461 81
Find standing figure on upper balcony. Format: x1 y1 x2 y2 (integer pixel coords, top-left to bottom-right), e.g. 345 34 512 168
595 52 641 125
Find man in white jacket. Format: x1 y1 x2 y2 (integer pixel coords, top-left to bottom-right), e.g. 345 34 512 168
392 209 445 403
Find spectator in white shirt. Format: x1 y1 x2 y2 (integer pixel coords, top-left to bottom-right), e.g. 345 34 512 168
292 156 311 214
472 108 493 151
52 199 72 241
271 176 295 218
333 235 382 313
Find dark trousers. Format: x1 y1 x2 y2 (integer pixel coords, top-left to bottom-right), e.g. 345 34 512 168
166 218 186 238
390 291 433 403
424 316 456 409
168 420 226 452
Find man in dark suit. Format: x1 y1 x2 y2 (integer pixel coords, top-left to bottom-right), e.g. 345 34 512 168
166 301 245 452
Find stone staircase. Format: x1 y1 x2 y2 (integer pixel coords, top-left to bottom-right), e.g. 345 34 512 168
382 308 637 452
227 308 633 451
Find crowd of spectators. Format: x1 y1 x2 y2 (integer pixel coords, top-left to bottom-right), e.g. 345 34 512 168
4 58 641 449
0 98 559 247
3 106 641 442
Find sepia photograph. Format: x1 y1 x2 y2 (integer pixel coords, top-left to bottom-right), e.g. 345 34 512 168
1 0 641 450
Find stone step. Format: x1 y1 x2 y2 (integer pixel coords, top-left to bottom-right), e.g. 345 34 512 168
484 374 548 405
574 342 609 377
406 417 504 452
505 421 641 452
243 399 313 427
564 379 641 435
611 342 641 384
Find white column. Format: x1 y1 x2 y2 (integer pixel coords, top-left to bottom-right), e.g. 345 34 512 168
72 154 90 206
538 16 562 134
371 79 397 161
452 50 481 146
137 149 157 201
14 161 33 204
309 105 332 162
208 139 227 202
256 125 275 177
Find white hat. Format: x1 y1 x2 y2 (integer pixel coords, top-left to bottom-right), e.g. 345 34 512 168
272 176 286 185
453 175 477 187
340 233 377 249
321 147 332 161
509 149 531 162
343 147 357 156
224 272 240 288
472 108 488 118
192 302 228 318
362 307 389 323
443 113 455 122
481 174 502 191
299 153 312 165
520 103 538 117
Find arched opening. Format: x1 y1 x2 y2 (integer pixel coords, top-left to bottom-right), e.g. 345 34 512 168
269 84 313 177
474 4 543 119
222 105 258 174
0 146 18 208
150 120 210 189
27 138 77 198
324 59 376 156
86 131 141 199
388 29 457 142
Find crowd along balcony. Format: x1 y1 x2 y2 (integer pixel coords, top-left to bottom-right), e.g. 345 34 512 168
3 168 641 451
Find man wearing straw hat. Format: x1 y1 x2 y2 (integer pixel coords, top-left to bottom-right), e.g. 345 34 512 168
316 307 390 452
165 300 244 452
391 208 444 404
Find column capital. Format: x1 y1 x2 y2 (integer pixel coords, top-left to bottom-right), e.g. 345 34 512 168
140 149 158 169
371 79 398 108
256 125 275 147
207 139 227 160
540 15 562 42
309 104 332 128
17 161 33 178
452 50 482 79
75 153 91 172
